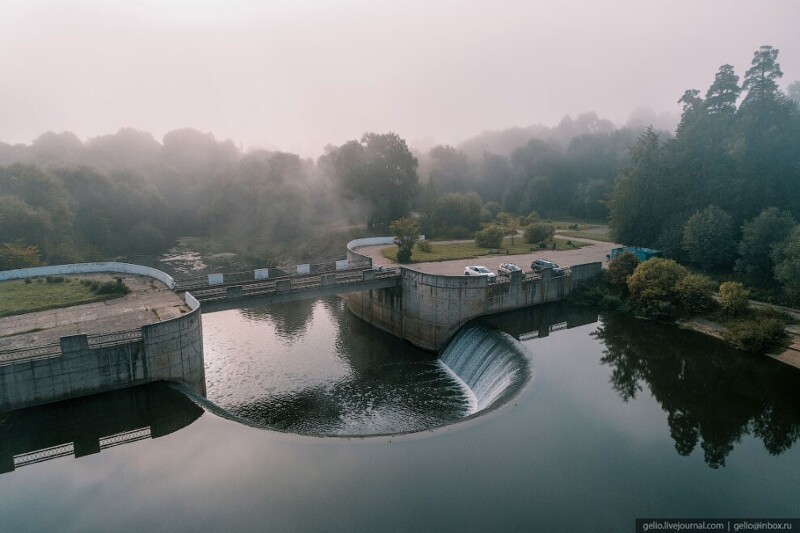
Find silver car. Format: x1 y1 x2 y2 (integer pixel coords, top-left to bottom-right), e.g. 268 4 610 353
464 265 497 281
498 262 522 276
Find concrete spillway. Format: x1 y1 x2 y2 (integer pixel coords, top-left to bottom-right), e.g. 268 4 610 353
438 325 530 414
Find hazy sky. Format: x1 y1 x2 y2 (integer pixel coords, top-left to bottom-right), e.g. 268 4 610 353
1 0 798 156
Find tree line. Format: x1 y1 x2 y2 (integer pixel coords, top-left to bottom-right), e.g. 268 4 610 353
608 46 800 301
2 44 798 291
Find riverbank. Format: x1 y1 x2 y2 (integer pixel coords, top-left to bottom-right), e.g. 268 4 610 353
677 315 800 372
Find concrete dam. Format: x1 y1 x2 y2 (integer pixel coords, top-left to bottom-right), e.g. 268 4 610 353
0 240 601 412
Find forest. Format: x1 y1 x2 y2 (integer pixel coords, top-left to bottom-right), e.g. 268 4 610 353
1 46 799 301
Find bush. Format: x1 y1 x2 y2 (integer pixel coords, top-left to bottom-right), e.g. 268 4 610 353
46 276 65 284
627 258 689 318
724 317 786 352
522 211 541 226
719 281 749 316
475 226 504 248
525 223 554 244
676 273 718 314
417 239 432 253
606 252 639 291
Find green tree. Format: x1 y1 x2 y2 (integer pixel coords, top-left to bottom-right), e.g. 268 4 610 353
609 128 672 246
704 64 741 115
627 258 689 318
0 243 44 269
676 274 717 314
426 145 474 194
475 226 504 248
788 81 800 105
682 205 736 271
606 252 639 291
324 132 419 231
742 45 783 105
736 207 796 285
773 227 800 302
388 217 419 264
426 192 482 238
524 222 554 244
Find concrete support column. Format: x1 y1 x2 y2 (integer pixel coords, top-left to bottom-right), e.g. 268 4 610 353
276 279 291 294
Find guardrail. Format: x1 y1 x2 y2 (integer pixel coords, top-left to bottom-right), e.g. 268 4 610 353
0 343 62 366
190 267 400 302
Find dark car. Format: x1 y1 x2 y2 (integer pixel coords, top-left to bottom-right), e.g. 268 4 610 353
531 259 560 273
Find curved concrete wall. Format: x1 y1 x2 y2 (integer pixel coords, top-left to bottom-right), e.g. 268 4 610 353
0 292 204 412
346 237 396 268
345 262 602 352
0 262 175 289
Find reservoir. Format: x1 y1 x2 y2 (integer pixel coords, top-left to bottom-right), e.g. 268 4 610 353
1 298 799 531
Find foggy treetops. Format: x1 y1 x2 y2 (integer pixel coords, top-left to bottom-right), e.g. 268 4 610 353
0 46 799 289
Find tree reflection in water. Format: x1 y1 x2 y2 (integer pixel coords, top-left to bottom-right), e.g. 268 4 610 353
594 313 800 468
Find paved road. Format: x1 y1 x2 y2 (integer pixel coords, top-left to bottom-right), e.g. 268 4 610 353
358 235 621 276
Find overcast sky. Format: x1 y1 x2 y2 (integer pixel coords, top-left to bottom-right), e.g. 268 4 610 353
1 0 798 156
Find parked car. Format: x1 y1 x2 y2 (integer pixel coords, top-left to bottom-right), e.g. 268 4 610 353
464 265 497 281
498 262 522 276
531 259 561 273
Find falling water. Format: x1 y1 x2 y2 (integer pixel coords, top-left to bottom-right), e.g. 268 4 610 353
439 325 531 414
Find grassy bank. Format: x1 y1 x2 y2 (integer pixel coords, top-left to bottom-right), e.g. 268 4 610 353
381 236 588 263
0 277 128 318
557 230 614 242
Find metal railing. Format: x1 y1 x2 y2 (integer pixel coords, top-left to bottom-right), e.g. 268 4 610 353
0 342 61 366
14 442 75 468
87 329 142 348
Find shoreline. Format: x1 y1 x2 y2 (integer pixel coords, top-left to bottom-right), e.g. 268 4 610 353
676 316 800 372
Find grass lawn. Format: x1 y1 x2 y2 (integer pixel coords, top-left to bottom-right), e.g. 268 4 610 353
381 236 588 263
0 278 126 318
557 230 614 242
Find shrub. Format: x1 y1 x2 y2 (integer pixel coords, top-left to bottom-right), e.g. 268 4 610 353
475 226 504 248
522 211 541 226
724 317 786 352
46 276 65 284
676 273 718 314
417 239 432 253
719 281 749 316
524 223 555 244
606 252 639 291
627 258 689 318
24 278 32 284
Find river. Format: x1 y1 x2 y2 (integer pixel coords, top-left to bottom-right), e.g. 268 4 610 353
1 298 799 531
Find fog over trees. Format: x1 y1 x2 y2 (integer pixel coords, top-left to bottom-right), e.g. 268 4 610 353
1 46 799 304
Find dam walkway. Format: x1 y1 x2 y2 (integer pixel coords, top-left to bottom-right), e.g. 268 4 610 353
179 266 401 305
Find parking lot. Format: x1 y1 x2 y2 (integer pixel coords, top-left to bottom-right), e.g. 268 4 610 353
358 236 620 276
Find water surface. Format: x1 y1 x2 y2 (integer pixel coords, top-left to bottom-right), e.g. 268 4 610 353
2 301 800 531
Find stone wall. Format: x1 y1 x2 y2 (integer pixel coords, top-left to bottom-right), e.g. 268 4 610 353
0 293 204 412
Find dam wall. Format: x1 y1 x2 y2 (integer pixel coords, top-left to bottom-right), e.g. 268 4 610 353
0 293 204 413
345 244 602 352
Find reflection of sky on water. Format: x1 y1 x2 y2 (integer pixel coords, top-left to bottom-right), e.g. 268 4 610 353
2 305 800 530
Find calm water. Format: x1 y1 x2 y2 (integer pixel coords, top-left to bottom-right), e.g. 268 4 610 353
1 300 800 531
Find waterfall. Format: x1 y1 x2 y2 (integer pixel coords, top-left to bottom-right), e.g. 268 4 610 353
439 325 530 415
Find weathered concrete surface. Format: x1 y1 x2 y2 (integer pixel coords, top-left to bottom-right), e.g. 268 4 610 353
0 274 203 413
346 264 602 352
0 275 189 352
